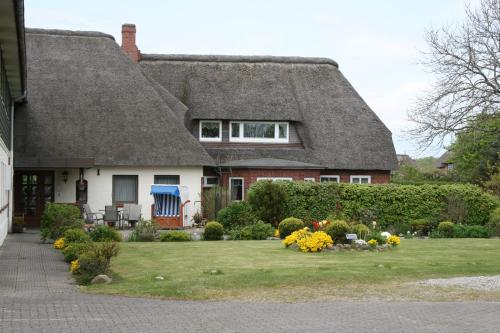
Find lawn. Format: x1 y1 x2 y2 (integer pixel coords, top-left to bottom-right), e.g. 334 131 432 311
84 239 500 301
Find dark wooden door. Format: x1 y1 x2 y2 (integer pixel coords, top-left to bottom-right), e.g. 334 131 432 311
14 171 54 227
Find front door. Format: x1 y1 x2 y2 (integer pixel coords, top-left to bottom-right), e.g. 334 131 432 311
14 171 54 227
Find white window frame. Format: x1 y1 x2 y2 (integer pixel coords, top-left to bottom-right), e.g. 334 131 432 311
199 120 222 142
229 177 245 201
229 121 289 143
256 177 293 182
350 175 371 184
320 175 340 183
304 177 316 182
203 176 219 188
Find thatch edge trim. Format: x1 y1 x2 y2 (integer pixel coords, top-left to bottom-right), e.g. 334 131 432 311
25 28 115 40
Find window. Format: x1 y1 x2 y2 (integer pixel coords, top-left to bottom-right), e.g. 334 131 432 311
320 175 340 183
229 177 244 201
350 175 371 184
203 176 218 187
112 175 138 203
229 121 289 143
447 163 454 171
199 120 222 141
154 175 180 185
304 177 316 182
256 177 293 182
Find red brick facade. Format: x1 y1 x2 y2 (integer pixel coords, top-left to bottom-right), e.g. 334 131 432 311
121 24 141 63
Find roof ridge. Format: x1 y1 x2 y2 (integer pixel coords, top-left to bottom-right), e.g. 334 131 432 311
26 28 115 41
141 54 338 68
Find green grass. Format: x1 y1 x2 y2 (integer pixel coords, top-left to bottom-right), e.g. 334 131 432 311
83 239 500 301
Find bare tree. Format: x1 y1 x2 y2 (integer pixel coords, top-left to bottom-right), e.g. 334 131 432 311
408 0 500 148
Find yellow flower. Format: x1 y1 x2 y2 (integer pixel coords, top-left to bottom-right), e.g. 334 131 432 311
367 239 378 247
295 231 333 253
282 229 310 247
70 259 80 273
54 237 65 250
387 235 401 246
274 229 280 238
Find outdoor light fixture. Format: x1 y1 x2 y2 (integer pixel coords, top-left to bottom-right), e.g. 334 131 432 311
62 171 69 183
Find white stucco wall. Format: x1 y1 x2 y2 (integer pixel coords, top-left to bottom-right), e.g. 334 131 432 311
54 166 203 226
0 142 10 247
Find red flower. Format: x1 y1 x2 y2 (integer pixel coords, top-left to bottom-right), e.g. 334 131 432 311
312 221 320 231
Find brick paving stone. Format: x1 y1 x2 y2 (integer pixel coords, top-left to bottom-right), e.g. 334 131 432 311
1 230 499 332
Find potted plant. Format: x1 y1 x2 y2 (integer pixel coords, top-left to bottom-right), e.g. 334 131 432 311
192 212 203 227
12 216 25 233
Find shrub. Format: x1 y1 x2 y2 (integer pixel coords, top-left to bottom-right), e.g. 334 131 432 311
203 221 224 240
278 217 304 239
128 220 159 242
216 201 257 230
386 235 401 246
366 232 386 245
63 228 91 244
74 242 120 285
53 237 65 249
90 225 122 242
240 221 274 240
40 203 84 241
160 230 191 242
488 207 500 237
437 221 455 238
324 219 350 244
248 180 288 226
351 224 370 240
452 224 491 238
62 242 94 262
410 219 432 236
296 231 333 253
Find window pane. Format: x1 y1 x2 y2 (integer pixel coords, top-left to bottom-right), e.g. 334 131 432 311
279 124 287 139
361 178 369 184
113 175 138 203
230 178 243 201
201 122 220 138
321 177 338 183
243 123 275 138
352 178 360 184
154 175 180 185
231 123 240 137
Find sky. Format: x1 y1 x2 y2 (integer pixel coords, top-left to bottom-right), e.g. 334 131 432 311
25 0 479 158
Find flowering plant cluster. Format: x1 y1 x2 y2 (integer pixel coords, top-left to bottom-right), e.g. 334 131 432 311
312 220 331 231
367 239 378 247
70 259 80 273
283 228 333 253
386 235 401 246
54 237 66 250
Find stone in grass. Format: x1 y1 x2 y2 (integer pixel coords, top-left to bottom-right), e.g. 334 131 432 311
155 275 165 280
204 269 223 275
91 274 112 284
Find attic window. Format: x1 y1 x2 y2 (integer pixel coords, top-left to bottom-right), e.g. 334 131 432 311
200 121 222 142
230 121 289 143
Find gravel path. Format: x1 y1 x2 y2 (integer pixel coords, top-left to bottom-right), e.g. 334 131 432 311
418 275 500 290
1 230 500 332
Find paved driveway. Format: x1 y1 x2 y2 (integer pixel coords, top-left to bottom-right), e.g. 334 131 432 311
1 231 500 332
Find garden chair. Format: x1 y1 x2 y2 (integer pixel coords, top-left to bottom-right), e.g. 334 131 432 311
104 205 119 228
82 204 103 225
126 204 142 228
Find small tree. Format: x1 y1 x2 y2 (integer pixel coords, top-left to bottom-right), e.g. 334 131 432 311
248 181 288 227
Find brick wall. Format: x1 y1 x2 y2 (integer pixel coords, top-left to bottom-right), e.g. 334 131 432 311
121 24 141 63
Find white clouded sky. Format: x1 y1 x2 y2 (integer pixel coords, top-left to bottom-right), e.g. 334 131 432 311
25 0 478 157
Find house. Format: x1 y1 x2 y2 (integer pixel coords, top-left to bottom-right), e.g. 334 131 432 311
13 23 397 228
396 154 416 168
0 0 26 245
437 151 454 172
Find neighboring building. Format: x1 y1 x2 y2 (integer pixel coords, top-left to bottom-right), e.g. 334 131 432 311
13 23 397 227
396 154 416 168
437 151 454 172
0 0 26 245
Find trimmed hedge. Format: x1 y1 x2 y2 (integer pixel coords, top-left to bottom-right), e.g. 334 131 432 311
160 230 191 242
204 221 224 240
249 182 497 229
278 217 304 239
41 203 84 241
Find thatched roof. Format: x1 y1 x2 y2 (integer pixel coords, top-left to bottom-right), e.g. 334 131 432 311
140 54 397 170
14 29 214 168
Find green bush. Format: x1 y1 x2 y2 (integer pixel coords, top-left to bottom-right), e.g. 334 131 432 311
74 242 120 285
488 207 500 237
410 219 433 236
203 221 224 240
437 221 455 238
90 225 122 242
160 230 191 242
247 180 288 226
351 224 370 240
249 182 497 229
128 220 159 242
63 228 91 244
62 242 94 263
216 202 257 230
452 224 491 238
278 217 304 239
325 220 350 244
367 232 387 244
40 203 84 241
240 221 274 240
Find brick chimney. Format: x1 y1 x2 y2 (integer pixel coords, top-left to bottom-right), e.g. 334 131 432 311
121 23 141 62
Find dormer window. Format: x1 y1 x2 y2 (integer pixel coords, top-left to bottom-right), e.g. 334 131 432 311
199 120 222 141
230 121 289 143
